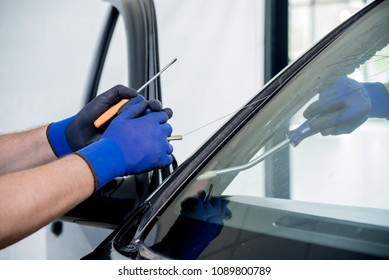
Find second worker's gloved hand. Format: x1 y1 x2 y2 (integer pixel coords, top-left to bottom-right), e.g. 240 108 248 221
76 96 174 189
47 85 139 157
303 76 389 136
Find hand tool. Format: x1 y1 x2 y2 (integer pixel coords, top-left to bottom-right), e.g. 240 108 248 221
204 184 214 201
197 117 318 180
167 135 183 141
94 58 177 128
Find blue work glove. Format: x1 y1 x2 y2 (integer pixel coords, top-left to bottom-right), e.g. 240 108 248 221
180 191 230 224
363 82 389 118
123 98 173 118
75 96 174 189
47 85 139 157
303 76 389 136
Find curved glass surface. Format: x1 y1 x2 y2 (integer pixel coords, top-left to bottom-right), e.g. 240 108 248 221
141 1 389 259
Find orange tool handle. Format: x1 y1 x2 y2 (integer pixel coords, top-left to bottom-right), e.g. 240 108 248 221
94 99 129 128
94 59 177 128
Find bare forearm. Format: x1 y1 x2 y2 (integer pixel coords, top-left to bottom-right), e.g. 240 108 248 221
0 125 57 175
0 154 95 249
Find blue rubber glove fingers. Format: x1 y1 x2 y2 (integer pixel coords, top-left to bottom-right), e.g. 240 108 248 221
103 105 173 174
76 99 173 189
143 99 174 119
115 95 148 118
65 85 139 151
120 98 173 120
147 100 163 112
208 196 230 223
76 99 150 188
180 192 229 224
303 76 372 136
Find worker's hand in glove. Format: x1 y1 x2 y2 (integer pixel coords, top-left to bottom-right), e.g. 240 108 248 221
47 85 139 157
47 84 170 157
303 76 389 136
75 95 174 189
180 191 230 224
122 98 173 119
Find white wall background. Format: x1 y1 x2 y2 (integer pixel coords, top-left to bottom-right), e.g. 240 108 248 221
155 0 264 161
0 0 264 259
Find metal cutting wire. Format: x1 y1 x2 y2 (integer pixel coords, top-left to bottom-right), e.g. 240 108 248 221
197 117 317 181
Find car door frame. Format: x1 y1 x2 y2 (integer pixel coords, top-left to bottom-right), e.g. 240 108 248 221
63 0 174 228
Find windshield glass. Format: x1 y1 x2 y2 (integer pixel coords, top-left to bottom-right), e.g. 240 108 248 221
142 1 389 260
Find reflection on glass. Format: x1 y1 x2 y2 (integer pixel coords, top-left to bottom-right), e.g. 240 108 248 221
143 1 389 260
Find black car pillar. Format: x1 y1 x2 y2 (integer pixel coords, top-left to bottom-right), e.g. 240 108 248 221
264 0 290 199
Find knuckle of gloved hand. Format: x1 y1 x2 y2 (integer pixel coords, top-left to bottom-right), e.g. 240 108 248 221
165 124 173 136
147 100 162 111
129 95 146 104
112 84 138 99
303 107 315 119
157 153 171 166
110 84 126 98
112 84 130 92
154 111 169 122
96 85 129 105
162 108 173 118
167 154 173 164
167 143 174 155
120 97 147 115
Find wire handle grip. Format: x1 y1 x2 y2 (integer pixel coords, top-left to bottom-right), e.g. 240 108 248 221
286 116 318 146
